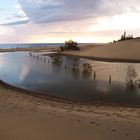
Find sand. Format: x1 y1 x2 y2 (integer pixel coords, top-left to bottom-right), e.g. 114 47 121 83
0 39 140 139
1 39 140 62
0 82 140 140
62 39 140 62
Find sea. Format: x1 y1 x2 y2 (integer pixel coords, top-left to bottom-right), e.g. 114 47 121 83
0 43 63 49
0 43 93 49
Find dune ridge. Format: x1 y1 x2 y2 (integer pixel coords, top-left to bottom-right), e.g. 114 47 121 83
62 39 140 62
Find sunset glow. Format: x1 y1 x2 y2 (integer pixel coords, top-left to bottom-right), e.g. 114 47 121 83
0 0 140 43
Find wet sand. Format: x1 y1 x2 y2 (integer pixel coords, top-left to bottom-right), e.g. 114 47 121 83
0 82 140 140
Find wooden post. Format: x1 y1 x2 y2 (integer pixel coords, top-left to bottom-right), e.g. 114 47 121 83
94 71 96 80
109 75 111 84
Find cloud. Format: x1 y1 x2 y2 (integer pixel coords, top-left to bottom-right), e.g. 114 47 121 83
18 0 140 24
15 3 27 19
1 0 140 43
15 14 26 18
2 0 140 26
0 20 30 26
18 0 102 24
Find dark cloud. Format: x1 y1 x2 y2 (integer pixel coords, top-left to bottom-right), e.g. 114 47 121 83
18 0 103 24
1 0 140 26
18 0 140 24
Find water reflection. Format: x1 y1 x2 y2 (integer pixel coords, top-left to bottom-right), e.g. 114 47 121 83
51 55 63 66
93 71 96 80
72 68 80 79
6 51 139 105
19 64 30 81
126 64 139 92
29 52 47 63
109 75 112 84
29 52 114 82
82 63 92 79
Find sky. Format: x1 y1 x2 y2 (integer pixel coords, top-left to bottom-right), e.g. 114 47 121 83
0 0 140 43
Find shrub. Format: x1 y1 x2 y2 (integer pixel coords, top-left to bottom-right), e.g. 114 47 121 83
64 40 80 50
118 31 133 41
60 46 64 51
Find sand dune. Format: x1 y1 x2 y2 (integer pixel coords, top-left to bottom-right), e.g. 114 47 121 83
0 83 140 140
63 39 140 62
0 39 140 62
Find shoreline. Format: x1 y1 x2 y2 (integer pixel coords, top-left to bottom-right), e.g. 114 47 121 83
0 79 140 109
0 42 140 63
0 76 140 140
0 42 140 108
0 47 58 52
0 45 140 108
0 42 140 139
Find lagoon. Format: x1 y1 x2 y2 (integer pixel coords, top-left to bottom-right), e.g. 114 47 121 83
0 51 140 105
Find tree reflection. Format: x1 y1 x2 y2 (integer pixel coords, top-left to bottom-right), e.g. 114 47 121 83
51 55 63 66
72 68 80 79
82 63 92 79
126 64 138 92
72 57 80 68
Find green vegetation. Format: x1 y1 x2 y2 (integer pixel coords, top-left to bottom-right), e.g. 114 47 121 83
60 40 80 51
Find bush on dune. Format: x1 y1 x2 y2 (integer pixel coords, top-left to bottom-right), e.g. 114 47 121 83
60 40 80 51
118 31 134 41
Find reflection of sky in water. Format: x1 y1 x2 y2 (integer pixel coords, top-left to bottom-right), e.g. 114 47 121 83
19 64 30 81
0 51 140 105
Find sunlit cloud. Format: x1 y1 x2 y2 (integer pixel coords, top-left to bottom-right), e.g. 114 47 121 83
89 12 140 31
15 3 28 19
0 0 140 43
0 27 14 35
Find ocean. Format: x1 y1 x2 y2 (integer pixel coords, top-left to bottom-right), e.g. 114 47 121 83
0 43 92 49
0 43 64 49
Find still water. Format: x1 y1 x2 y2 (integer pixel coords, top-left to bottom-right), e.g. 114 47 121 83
0 51 140 105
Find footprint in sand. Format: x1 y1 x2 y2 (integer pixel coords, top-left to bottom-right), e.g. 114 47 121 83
106 114 110 117
112 129 117 132
124 133 129 136
96 124 100 127
90 121 95 124
19 107 23 110
30 108 35 111
13 106 18 109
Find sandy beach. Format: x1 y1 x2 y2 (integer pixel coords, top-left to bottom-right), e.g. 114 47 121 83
0 81 139 140
1 0 140 139
62 39 140 62
0 39 140 140
1 39 140 62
